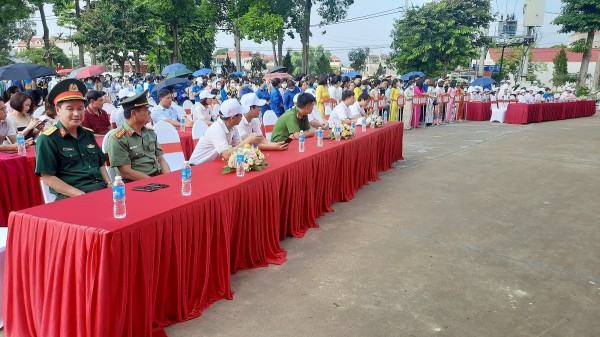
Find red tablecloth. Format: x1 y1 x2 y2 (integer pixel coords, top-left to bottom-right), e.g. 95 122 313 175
505 100 596 124
465 102 492 121
4 122 404 337
95 129 195 160
0 147 42 226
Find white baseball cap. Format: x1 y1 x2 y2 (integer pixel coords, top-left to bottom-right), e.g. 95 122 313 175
118 88 135 99
219 98 248 117
240 93 266 107
199 90 214 99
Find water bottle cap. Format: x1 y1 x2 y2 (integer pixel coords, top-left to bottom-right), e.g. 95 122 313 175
115 176 122 180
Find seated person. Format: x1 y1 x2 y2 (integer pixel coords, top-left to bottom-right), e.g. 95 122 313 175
293 93 328 130
350 93 371 118
150 88 193 127
193 91 216 126
0 97 33 152
329 90 359 128
271 93 316 143
82 90 112 135
106 91 170 181
238 93 289 151
35 79 111 200
189 99 262 165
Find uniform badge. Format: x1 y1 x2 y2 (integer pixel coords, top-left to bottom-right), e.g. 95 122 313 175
114 128 126 139
59 128 67 137
87 144 95 148
127 129 133 137
129 145 139 150
69 83 78 92
62 147 74 151
42 126 57 136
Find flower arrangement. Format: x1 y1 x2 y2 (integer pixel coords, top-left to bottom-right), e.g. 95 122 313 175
222 144 268 174
329 123 356 140
366 114 384 127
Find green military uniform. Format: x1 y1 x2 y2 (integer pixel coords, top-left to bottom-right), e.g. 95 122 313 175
35 121 107 200
106 122 164 177
270 106 311 142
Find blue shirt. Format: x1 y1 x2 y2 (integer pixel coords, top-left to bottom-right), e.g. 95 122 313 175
239 86 253 98
220 88 227 101
176 87 188 105
151 105 183 124
256 88 270 114
270 87 284 116
136 83 143 95
191 85 203 102
283 87 300 111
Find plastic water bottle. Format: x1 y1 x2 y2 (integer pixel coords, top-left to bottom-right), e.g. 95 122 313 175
235 148 245 177
383 110 388 124
317 127 323 147
361 118 366 132
113 176 126 219
180 117 186 131
16 131 26 156
370 116 376 128
334 123 341 141
298 130 305 152
181 161 192 196
351 121 356 129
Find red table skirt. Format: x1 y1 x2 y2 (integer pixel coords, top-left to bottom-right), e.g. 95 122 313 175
465 102 492 121
4 122 404 337
504 101 596 124
0 147 42 226
95 129 195 160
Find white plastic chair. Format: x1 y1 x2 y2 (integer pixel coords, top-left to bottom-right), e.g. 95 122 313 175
262 110 278 141
33 106 45 118
147 96 157 107
153 121 185 170
191 120 209 146
40 180 56 203
0 226 8 328
102 103 117 115
182 100 194 116
110 107 125 128
102 129 119 181
323 98 337 121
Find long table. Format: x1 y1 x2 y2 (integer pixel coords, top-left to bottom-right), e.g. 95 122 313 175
504 100 596 124
465 102 492 121
4 122 404 337
0 148 42 226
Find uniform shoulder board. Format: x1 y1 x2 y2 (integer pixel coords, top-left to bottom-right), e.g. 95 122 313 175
82 126 94 133
114 128 127 139
42 126 57 136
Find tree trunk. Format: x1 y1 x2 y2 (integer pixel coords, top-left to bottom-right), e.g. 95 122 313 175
271 40 277 67
277 32 283 66
74 0 85 66
119 60 125 77
233 25 242 72
592 46 600 92
91 53 97 65
578 31 595 87
38 3 51 67
134 51 141 74
301 0 312 74
171 20 180 63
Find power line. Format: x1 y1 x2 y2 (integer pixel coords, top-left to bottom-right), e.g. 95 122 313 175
309 7 402 27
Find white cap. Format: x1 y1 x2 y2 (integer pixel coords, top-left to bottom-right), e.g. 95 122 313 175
118 88 135 99
240 93 266 107
219 98 248 117
199 90 214 99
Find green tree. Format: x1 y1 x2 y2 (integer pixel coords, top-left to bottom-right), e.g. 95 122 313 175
390 0 492 77
552 0 600 88
282 50 295 75
208 0 253 71
214 48 229 56
17 45 71 68
249 53 266 77
501 47 547 83
348 47 369 72
31 0 52 66
374 63 385 78
221 55 236 76
291 45 332 74
552 48 569 86
236 2 284 66
53 0 87 65
315 52 332 74
0 0 34 65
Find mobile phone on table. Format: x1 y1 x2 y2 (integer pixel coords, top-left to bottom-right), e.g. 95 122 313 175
132 185 160 192
147 183 169 189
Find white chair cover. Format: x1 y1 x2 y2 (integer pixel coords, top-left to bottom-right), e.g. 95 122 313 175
0 227 8 328
102 129 119 181
102 103 117 115
262 110 278 141
182 100 194 116
490 99 506 123
153 121 185 170
191 120 209 142
40 180 56 204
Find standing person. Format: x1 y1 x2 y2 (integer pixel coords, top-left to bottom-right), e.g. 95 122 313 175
389 79 400 121
403 81 414 130
110 77 123 103
35 79 111 200
255 81 270 115
455 82 466 122
82 90 112 135
425 79 435 125
315 75 330 120
434 81 445 125
269 78 284 117
328 75 342 102
238 77 253 98
412 79 425 128
445 80 457 123
283 80 300 111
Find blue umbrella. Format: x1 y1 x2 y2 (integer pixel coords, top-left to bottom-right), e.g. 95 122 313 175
342 71 361 78
161 63 187 75
400 71 426 81
150 78 191 93
0 63 57 80
193 68 212 77
470 77 496 87
227 71 245 77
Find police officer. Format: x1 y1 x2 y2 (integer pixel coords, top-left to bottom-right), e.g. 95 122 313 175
106 90 170 181
35 79 111 200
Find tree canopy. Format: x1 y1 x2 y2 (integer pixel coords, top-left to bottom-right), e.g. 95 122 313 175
0 0 34 65
348 48 369 72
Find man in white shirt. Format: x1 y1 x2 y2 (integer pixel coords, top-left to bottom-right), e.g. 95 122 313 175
238 93 289 151
500 80 509 100
151 88 194 127
523 88 535 103
349 93 370 118
189 99 262 165
328 90 359 128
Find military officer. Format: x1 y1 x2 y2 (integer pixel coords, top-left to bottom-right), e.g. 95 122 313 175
106 90 170 181
35 79 111 200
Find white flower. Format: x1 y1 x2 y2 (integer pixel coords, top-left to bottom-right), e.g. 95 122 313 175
247 158 254 166
243 162 250 171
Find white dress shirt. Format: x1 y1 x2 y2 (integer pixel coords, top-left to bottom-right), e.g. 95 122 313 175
193 104 213 122
307 106 325 125
328 102 356 128
151 104 182 124
189 118 240 165
349 101 365 117
235 115 263 140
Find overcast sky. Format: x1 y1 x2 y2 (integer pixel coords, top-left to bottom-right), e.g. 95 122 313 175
33 0 570 65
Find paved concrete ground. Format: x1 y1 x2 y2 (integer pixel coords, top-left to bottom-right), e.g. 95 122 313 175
165 114 600 337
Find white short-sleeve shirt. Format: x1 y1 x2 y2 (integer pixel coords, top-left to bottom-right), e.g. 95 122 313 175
307 105 325 125
193 104 212 122
189 118 240 165
151 105 182 124
349 101 365 117
328 102 354 128
235 115 263 140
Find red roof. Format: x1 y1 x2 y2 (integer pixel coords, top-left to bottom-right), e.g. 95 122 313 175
215 51 254 59
331 55 341 62
489 48 599 63
17 37 66 47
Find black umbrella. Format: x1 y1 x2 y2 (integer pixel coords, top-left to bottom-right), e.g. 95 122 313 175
267 66 288 74
150 78 191 93
0 63 58 80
